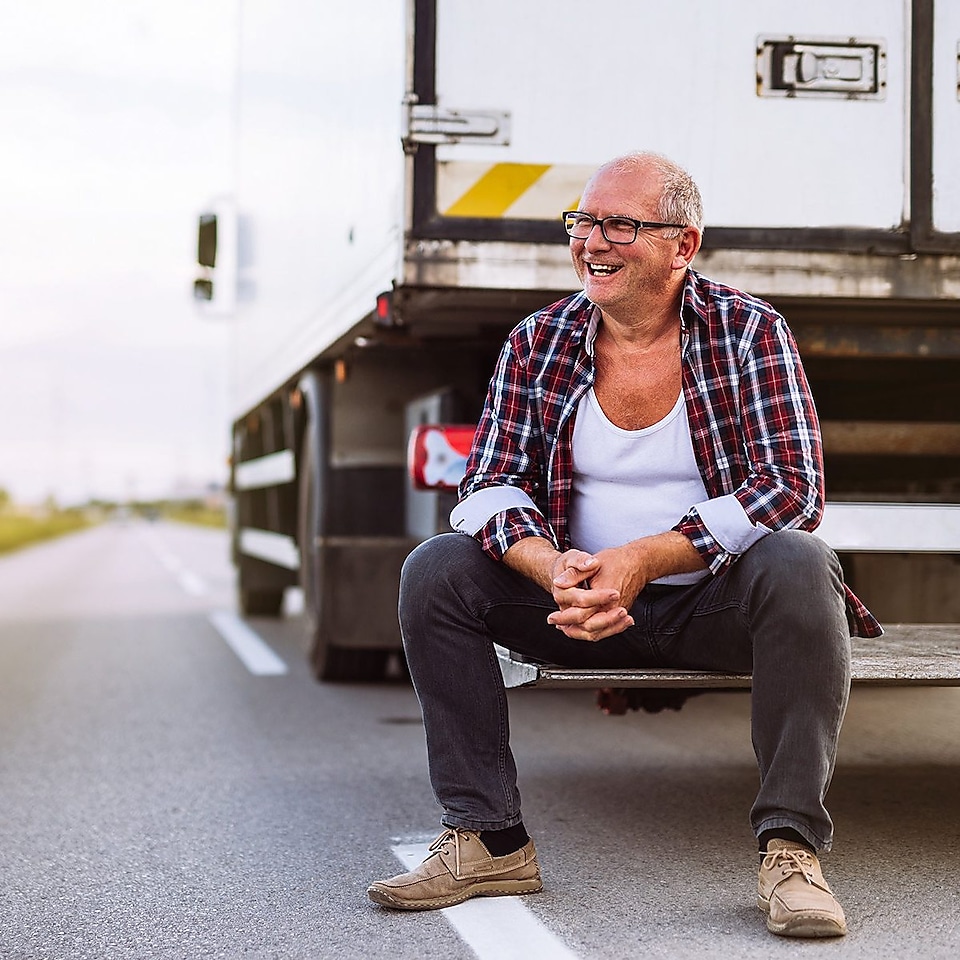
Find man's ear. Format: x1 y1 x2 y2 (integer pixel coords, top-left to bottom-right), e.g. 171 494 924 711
672 226 702 270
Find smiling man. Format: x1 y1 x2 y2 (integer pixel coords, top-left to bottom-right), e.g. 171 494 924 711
368 152 881 939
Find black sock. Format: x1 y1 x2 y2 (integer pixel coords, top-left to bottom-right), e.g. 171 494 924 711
759 827 815 854
480 823 529 857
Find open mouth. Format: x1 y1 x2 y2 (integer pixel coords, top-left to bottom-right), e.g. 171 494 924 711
586 263 622 277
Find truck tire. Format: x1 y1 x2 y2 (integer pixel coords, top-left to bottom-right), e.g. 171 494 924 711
239 587 285 618
298 422 390 682
311 636 389 684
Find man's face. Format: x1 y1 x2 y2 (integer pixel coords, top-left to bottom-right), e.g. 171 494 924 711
569 164 683 317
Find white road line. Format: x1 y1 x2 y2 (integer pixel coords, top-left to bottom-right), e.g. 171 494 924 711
208 610 288 676
177 569 208 596
155 550 180 573
140 533 209 596
391 840 581 960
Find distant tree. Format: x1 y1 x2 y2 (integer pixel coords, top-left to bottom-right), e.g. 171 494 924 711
0 487 10 513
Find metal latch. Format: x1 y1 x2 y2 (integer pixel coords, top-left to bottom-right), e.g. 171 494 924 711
757 36 886 99
402 98 511 149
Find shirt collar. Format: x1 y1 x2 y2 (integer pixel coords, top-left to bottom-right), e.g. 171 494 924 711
581 269 703 355
583 303 601 357
681 268 710 328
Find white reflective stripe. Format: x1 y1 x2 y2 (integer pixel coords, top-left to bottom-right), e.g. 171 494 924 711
694 494 772 555
450 486 542 535
234 449 296 491
818 503 960 552
239 528 301 569
435 160 595 222
694 499 960 555
504 163 595 219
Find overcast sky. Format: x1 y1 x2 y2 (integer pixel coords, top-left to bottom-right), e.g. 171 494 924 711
1 1 236 504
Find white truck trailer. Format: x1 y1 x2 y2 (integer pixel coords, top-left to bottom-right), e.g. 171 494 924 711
196 0 960 690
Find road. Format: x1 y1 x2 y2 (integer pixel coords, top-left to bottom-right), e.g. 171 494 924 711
0 520 958 960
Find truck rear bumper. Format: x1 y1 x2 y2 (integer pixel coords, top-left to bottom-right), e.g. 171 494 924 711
497 624 960 689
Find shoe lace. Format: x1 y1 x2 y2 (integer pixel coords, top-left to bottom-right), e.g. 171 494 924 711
762 846 818 885
428 828 469 877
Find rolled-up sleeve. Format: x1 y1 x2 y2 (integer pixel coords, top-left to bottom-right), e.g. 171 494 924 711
450 488 556 558
450 485 540 535
696 493 772 552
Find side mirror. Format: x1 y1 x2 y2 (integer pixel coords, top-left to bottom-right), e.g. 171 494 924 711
193 198 236 316
197 213 218 268
193 278 214 301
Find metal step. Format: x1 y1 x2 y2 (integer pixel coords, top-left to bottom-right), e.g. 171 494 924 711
496 624 960 689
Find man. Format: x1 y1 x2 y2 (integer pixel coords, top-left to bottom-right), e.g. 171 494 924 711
368 152 881 938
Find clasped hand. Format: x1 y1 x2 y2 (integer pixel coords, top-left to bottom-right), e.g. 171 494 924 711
545 546 645 642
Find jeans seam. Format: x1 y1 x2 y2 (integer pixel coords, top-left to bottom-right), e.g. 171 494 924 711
653 597 750 662
477 596 556 617
482 621 517 822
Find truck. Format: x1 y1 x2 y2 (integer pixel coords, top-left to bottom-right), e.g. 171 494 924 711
195 0 960 695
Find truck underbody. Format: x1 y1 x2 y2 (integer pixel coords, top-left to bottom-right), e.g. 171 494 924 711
228 273 960 687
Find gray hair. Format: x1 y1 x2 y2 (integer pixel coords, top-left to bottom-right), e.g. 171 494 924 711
601 152 704 236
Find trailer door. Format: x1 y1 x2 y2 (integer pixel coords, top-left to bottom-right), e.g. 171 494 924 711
409 0 956 252
932 0 960 235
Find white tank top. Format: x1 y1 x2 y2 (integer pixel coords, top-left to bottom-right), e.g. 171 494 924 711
569 388 710 585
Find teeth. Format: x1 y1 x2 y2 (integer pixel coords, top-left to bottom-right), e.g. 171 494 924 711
588 263 620 275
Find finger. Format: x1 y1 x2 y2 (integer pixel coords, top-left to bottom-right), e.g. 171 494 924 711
552 552 598 586
547 593 620 625
559 610 634 642
581 607 634 634
552 585 620 609
563 550 598 570
552 566 593 588
548 605 630 630
547 606 592 627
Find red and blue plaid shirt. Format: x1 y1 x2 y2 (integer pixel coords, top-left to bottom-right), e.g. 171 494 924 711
453 269 880 638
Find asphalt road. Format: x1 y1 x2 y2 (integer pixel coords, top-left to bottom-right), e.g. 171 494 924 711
0 521 958 960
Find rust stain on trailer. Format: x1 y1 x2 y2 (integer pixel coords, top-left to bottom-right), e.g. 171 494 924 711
821 421 960 456
795 324 960 358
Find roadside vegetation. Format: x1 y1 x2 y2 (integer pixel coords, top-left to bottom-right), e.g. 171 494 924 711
90 497 228 529
0 488 227 556
160 500 227 528
0 489 94 555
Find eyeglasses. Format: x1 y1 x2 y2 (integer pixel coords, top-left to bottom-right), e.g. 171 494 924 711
562 211 686 244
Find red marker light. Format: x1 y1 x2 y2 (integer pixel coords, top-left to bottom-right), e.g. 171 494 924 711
376 292 392 324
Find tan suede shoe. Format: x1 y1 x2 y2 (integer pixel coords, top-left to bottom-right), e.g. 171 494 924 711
757 839 848 937
367 829 542 910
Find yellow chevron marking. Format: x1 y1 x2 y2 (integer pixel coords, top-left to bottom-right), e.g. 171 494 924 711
443 163 552 218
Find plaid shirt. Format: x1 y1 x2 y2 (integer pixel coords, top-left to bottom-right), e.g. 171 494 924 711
454 269 880 638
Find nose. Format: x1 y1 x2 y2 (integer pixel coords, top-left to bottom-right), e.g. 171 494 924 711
583 221 611 251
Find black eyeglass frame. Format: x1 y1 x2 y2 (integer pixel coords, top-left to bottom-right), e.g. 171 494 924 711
561 211 686 244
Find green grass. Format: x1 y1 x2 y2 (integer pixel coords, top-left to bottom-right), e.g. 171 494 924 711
163 504 228 528
0 512 93 555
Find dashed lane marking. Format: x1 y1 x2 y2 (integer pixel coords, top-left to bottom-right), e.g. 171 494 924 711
177 569 208 596
140 532 209 596
391 839 581 960
208 610 288 676
138 530 284 675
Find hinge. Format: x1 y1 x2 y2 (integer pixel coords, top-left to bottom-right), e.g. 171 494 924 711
402 96 511 150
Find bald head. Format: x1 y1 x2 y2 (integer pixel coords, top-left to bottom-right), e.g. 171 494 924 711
587 153 704 234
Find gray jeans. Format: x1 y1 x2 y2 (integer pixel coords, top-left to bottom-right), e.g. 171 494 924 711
398 530 852 852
